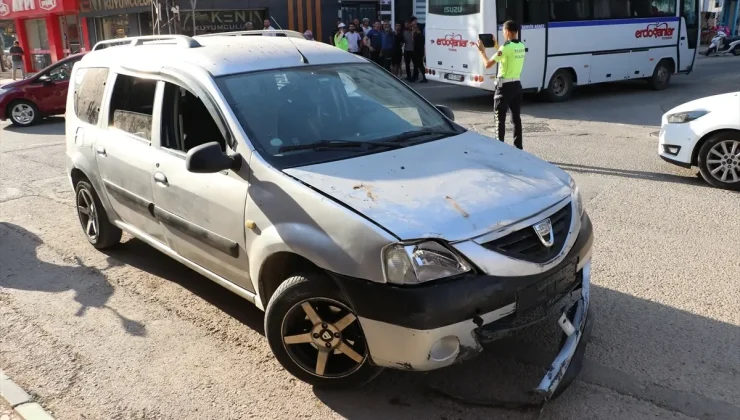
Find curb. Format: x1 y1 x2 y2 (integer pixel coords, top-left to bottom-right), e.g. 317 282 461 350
0 369 55 420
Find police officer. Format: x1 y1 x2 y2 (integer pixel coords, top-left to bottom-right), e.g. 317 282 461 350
476 20 525 150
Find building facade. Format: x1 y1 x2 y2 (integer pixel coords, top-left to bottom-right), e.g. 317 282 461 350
0 0 91 73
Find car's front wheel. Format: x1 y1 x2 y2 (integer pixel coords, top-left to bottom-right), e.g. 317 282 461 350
264 274 382 389
8 100 39 127
697 132 740 191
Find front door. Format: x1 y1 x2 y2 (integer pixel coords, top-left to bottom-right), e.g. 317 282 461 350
678 0 700 72
496 0 547 90
151 81 252 291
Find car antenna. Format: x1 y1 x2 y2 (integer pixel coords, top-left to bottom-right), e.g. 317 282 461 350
270 16 309 64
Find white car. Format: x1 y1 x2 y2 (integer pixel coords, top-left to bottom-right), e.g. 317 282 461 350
658 92 740 190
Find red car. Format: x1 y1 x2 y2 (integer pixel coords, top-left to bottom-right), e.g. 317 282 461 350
0 53 86 127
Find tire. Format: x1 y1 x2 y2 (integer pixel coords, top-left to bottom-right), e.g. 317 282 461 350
732 46 740 56
697 132 740 191
75 180 122 249
705 46 715 56
8 100 40 127
544 69 574 103
264 274 382 389
647 60 672 91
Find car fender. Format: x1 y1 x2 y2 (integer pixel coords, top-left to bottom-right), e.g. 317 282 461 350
67 149 119 222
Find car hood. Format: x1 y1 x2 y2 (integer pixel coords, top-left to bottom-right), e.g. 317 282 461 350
0 78 33 90
665 92 739 115
283 131 572 241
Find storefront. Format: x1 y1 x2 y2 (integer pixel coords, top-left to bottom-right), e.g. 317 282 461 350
80 0 317 45
0 0 90 73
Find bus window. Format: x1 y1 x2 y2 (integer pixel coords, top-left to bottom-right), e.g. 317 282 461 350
523 0 548 24
428 0 480 16
550 0 592 21
593 0 631 19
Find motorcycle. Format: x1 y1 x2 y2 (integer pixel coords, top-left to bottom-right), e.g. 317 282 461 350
705 30 740 56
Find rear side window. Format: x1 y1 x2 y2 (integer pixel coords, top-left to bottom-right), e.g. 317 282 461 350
73 67 109 126
108 74 157 140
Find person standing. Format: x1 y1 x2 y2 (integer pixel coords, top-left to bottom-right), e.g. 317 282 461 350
9 41 25 80
363 21 382 64
303 30 314 40
334 23 349 51
476 20 526 150
263 19 276 36
402 20 415 81
379 22 396 71
245 21 254 30
329 18 342 45
345 23 362 54
391 23 404 77
411 23 427 83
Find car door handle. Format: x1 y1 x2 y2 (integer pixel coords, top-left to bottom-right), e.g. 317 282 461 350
95 146 106 156
154 172 168 186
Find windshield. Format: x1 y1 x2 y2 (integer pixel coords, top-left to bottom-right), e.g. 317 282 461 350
216 63 460 168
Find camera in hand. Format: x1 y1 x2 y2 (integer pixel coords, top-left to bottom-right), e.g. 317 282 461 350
478 34 496 49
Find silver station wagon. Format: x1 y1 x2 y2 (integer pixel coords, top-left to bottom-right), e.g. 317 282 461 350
65 31 594 400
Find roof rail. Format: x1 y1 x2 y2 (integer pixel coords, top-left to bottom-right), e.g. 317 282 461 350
197 30 306 40
92 35 201 51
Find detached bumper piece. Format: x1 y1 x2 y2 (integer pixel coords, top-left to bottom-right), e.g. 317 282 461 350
533 260 592 402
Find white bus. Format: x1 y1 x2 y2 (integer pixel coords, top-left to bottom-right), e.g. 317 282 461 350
424 0 700 101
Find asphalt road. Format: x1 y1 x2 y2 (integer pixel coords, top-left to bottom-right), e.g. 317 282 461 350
1 55 739 420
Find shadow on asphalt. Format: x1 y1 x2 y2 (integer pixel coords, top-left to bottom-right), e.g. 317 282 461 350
1 116 65 135
551 161 710 188
2 223 738 419
101 237 267 336
0 222 147 337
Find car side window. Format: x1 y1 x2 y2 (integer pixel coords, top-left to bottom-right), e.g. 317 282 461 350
73 67 109 126
160 82 226 153
108 74 157 141
47 60 76 82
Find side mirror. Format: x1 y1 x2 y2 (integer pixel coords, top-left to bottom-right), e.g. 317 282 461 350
185 142 242 174
436 104 455 121
38 75 52 84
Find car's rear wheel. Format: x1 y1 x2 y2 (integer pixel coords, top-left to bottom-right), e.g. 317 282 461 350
264 274 382 389
75 180 122 248
9 100 39 127
697 132 740 191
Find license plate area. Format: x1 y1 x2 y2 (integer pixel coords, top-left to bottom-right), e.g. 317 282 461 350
444 73 464 82
517 262 578 315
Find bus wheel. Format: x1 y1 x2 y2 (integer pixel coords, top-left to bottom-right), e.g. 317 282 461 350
648 60 672 91
544 70 573 103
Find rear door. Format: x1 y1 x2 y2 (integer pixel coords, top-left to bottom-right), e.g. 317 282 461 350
496 0 547 90
678 0 700 72
94 73 163 241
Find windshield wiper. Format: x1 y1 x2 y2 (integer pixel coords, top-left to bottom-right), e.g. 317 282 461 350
278 139 404 153
385 128 459 144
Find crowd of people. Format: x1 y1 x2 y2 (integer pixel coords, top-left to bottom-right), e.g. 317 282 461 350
330 16 427 83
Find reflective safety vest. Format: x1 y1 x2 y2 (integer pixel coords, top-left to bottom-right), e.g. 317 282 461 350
334 33 349 51
496 40 526 79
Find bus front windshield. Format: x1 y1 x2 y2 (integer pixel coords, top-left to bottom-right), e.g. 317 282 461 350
428 0 480 16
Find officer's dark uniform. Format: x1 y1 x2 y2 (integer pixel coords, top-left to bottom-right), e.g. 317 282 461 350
492 39 526 149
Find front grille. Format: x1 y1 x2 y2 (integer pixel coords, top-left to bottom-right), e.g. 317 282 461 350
482 202 572 263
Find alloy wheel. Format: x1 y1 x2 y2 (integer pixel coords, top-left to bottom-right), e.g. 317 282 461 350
11 103 34 125
706 140 740 183
281 298 368 378
77 188 99 240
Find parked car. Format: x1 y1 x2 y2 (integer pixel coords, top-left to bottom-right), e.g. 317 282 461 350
65 33 594 399
659 92 740 190
0 53 85 127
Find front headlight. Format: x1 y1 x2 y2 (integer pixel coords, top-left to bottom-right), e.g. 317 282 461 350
382 240 471 284
570 178 584 216
666 110 709 124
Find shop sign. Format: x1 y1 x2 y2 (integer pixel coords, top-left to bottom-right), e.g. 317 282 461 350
79 0 151 13
0 0 70 18
181 10 266 35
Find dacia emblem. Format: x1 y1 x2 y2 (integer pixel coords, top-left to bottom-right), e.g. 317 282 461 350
533 218 554 248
